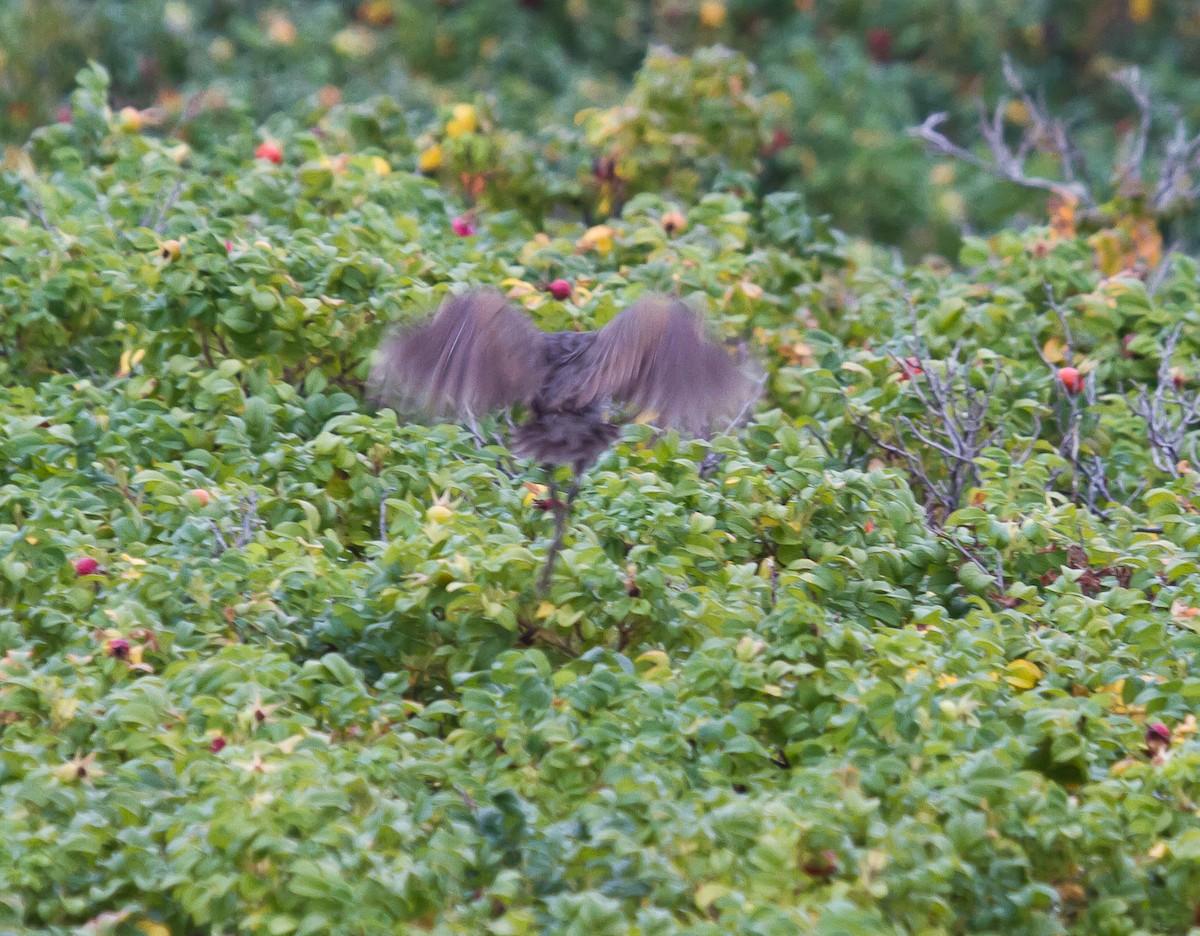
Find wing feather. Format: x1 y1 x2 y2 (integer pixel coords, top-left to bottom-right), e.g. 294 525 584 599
368 290 547 417
563 295 761 435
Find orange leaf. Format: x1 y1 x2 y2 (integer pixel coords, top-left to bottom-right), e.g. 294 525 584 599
1048 191 1077 240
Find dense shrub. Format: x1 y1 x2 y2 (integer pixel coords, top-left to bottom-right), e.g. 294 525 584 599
3 62 1200 934
7 0 1200 252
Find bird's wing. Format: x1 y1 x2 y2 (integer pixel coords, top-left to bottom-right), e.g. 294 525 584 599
368 290 547 417
565 295 762 435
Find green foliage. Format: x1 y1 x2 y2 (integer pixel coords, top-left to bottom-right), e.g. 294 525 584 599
7 0 1200 253
3 47 1200 936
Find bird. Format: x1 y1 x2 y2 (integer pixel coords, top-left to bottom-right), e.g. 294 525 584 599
368 288 762 588
368 288 761 470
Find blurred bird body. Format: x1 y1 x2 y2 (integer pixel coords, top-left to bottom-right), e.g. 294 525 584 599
369 289 759 473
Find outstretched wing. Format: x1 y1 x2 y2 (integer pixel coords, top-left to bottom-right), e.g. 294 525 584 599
368 290 547 418
562 294 761 435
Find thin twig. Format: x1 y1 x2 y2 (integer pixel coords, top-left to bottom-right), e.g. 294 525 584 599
208 519 230 556
537 471 581 593
152 178 185 235
378 486 394 541
722 370 767 435
235 493 259 548
22 190 56 233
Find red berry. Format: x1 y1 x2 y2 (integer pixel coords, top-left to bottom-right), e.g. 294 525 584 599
451 215 477 237
73 557 100 576
56 105 72 123
1146 723 1171 745
762 127 792 157
802 849 839 879
1057 366 1083 394
210 737 227 753
867 27 893 63
255 141 283 165
547 279 572 300
106 638 131 659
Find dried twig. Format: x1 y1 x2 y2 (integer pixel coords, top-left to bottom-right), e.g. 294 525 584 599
1113 67 1153 193
208 519 230 556
911 56 1200 221
909 61 1092 207
853 300 1007 523
1032 287 1114 511
1151 112 1200 216
1129 326 1200 476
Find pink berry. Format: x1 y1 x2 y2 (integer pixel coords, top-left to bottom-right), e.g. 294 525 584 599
548 279 572 300
451 215 477 237
106 638 130 659
1146 723 1171 745
255 141 283 165
73 557 100 576
210 737 227 753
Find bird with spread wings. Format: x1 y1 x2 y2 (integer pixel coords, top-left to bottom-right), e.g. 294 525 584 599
368 288 762 588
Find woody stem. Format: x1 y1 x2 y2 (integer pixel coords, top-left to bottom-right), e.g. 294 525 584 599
537 470 581 594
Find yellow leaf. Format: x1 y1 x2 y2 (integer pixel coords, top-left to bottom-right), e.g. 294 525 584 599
535 601 555 620
276 734 304 754
370 156 391 176
1089 229 1126 276
445 103 478 139
137 923 171 936
417 144 443 173
694 882 730 911
522 481 548 507
936 673 959 688
1005 100 1030 126
1042 336 1067 364
577 224 615 255
636 649 672 682
760 684 783 697
699 0 726 27
502 278 537 299
1129 0 1153 23
1004 659 1042 690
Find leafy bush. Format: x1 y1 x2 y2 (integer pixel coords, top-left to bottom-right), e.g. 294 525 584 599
4 55 1200 936
8 0 1200 253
